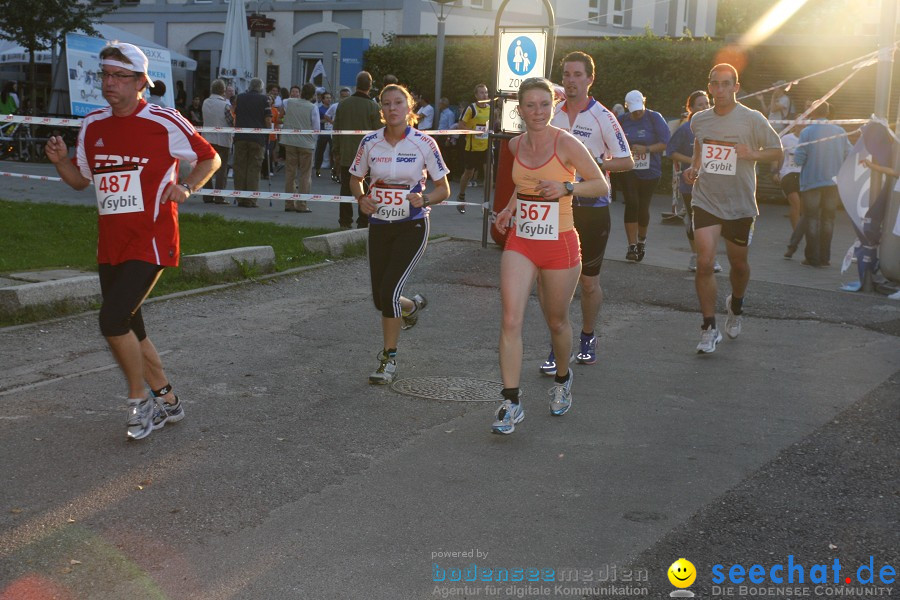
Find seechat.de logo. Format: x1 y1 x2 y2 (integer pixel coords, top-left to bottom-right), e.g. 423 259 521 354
668 558 697 598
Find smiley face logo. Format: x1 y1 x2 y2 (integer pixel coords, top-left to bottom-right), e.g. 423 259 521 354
668 558 697 588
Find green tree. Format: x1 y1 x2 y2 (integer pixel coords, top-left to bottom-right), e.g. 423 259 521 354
0 0 112 113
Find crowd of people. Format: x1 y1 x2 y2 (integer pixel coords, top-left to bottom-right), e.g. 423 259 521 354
41 38 872 440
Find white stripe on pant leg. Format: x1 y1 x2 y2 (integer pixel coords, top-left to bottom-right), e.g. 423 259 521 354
390 217 430 318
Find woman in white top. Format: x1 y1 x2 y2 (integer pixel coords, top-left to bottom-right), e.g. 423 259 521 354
350 84 450 385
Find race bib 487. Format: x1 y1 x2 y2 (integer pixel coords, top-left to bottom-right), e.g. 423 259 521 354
93 164 144 215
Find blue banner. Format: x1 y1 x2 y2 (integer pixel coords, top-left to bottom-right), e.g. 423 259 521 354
339 37 369 87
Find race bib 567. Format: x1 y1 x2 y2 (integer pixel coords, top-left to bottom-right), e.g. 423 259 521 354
516 193 559 240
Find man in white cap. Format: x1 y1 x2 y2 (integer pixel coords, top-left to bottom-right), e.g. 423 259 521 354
44 42 221 440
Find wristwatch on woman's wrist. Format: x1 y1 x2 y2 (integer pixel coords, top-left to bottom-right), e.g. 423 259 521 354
563 181 575 195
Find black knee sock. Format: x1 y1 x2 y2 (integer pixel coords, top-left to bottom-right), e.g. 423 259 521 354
501 387 520 404
702 316 716 330
730 296 744 315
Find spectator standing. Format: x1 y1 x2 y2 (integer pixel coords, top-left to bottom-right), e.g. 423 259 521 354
174 80 187 114
315 90 333 177
188 95 203 127
201 78 234 204
776 124 804 258
415 93 434 129
281 83 319 213
148 80 166 107
0 81 20 114
232 77 271 205
333 71 382 229
793 101 850 267
454 83 491 213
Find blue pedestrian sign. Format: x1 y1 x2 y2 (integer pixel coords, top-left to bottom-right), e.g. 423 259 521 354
496 29 547 94
507 36 537 76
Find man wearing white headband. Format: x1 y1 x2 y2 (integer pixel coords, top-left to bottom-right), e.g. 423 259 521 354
45 41 221 441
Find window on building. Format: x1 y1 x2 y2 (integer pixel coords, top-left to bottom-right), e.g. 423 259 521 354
469 0 491 8
612 0 625 27
588 0 602 24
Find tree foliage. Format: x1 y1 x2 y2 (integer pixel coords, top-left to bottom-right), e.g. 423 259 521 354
0 0 112 112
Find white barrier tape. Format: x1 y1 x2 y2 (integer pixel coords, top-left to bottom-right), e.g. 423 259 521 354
737 42 896 101
768 119 870 125
1 171 62 182
200 189 477 206
778 66 863 137
793 128 859 148
0 172 480 206
1 115 478 136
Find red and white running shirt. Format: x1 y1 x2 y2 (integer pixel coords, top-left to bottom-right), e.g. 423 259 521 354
76 100 217 266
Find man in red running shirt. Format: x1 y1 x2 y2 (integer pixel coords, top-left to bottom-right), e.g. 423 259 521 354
45 42 220 440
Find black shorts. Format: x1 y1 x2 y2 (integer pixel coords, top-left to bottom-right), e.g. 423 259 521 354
463 149 487 171
97 260 164 339
780 172 800 196
692 206 755 247
573 205 610 277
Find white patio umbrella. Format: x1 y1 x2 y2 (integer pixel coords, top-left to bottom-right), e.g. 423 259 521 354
218 0 253 92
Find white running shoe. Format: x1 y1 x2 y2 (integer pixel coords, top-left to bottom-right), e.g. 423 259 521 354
696 328 723 354
688 254 697 272
491 398 524 434
126 398 154 440
549 371 574 416
713 260 723 273
725 294 742 339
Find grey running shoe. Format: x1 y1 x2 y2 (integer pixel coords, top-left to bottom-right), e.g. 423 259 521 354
688 254 697 272
401 294 427 330
696 327 723 354
457 194 466 214
126 398 154 440
369 350 397 384
713 260 723 273
152 396 185 430
491 398 524 435
626 244 638 261
635 241 646 262
549 371 574 416
725 294 743 339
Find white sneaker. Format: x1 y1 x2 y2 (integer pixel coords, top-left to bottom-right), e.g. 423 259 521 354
713 260 723 273
369 350 397 384
696 327 723 354
126 398 154 440
548 371 573 416
491 398 524 434
688 254 697 272
725 294 742 339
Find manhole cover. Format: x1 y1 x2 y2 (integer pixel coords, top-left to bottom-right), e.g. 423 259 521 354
391 377 501 402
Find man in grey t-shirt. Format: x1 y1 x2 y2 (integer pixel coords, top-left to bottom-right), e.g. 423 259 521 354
683 63 782 354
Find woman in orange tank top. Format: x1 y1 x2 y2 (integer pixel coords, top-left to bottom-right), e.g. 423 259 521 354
491 77 608 435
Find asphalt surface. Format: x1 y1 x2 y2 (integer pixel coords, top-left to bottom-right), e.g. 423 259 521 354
1 160 898 600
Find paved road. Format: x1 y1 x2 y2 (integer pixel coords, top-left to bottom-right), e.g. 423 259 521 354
1 160 898 600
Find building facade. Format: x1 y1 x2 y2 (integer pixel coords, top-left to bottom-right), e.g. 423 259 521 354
99 0 718 98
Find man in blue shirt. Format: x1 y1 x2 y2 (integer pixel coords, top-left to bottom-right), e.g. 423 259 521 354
794 101 850 267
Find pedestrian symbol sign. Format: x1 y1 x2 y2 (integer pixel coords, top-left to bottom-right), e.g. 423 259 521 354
496 28 547 94
508 37 536 76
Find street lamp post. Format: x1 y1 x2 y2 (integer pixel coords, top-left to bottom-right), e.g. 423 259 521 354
433 0 454 109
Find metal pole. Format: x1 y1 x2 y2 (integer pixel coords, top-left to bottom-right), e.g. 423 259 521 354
870 0 899 285
434 4 446 109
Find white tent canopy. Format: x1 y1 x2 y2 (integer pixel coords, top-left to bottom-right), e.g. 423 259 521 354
0 23 197 71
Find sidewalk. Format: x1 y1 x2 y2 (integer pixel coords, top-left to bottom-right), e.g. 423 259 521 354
0 159 866 294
